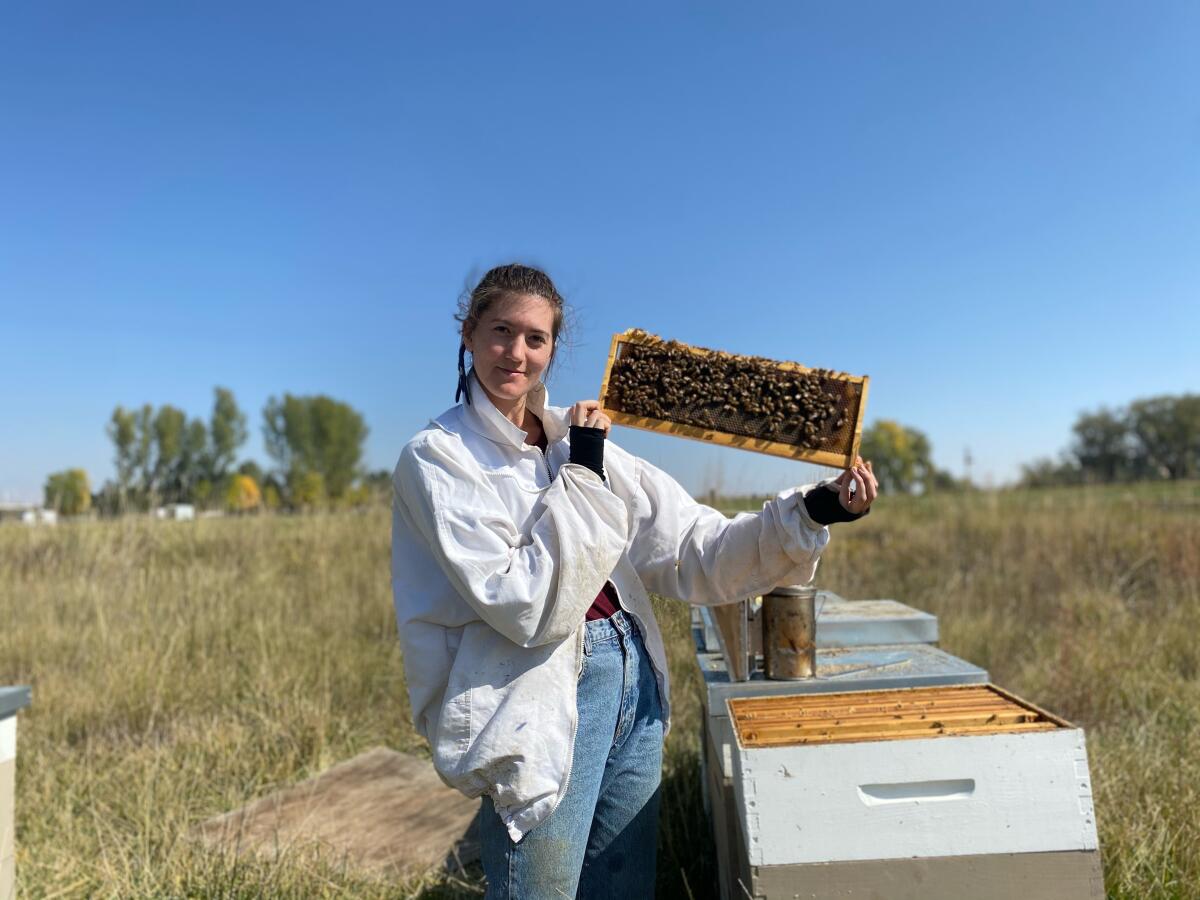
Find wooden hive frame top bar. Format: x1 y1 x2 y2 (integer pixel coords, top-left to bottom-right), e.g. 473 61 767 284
597 329 870 469
730 684 1072 749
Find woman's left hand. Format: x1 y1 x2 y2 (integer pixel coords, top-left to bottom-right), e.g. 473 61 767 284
826 456 878 515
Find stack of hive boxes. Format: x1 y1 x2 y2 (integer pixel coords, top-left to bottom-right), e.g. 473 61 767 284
693 595 1103 900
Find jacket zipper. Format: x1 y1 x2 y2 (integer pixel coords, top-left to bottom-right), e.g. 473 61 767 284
540 441 578 822
536 446 553 484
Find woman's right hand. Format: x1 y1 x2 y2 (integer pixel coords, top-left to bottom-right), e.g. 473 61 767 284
570 400 612 436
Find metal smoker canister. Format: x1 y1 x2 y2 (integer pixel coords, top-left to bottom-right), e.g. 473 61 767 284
762 585 818 679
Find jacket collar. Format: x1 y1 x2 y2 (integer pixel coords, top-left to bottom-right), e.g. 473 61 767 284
462 369 569 449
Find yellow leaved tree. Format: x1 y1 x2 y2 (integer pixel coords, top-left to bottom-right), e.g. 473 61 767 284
225 474 261 513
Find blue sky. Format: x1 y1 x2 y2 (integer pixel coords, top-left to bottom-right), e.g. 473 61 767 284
2 2 1197 502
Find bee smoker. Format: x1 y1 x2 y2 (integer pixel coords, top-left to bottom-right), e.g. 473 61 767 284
761 585 818 679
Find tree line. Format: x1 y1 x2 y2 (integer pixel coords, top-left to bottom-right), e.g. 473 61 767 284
44 389 1193 515
44 388 383 516
46 406 969 513
1021 393 1199 487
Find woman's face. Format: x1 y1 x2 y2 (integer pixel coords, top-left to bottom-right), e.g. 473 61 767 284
464 293 555 408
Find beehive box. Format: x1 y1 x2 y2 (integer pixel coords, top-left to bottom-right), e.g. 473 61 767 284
598 329 869 468
696 627 988 794
814 595 939 647
691 597 947 793
693 618 990 900
725 685 1103 899
1 687 31 900
695 593 939 669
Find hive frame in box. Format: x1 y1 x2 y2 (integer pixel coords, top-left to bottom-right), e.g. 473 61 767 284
597 329 870 469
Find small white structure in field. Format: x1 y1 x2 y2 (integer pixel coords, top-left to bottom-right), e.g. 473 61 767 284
1 686 31 899
0 504 56 526
154 504 195 521
21 509 57 526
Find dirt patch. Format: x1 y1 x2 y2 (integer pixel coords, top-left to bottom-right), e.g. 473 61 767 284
197 747 479 877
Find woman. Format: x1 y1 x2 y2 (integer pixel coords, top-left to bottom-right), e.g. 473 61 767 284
391 264 877 899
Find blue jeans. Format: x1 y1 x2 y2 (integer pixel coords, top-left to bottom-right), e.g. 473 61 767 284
480 609 665 899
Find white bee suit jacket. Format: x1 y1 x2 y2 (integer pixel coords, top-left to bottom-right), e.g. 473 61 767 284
391 373 831 841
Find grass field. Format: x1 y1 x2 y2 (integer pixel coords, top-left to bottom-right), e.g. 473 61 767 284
2 482 1199 898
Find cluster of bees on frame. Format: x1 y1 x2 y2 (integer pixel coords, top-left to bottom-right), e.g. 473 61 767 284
605 335 851 448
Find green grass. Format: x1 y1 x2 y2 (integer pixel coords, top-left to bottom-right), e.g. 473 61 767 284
2 483 1198 897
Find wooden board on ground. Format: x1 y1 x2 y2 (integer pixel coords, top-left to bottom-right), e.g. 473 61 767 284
197 747 479 877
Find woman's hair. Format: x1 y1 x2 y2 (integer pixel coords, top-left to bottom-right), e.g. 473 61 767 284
454 264 571 403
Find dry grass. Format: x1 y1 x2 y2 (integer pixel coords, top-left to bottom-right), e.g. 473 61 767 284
2 482 1198 898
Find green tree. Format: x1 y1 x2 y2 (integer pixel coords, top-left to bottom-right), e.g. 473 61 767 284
91 481 123 517
859 420 936 494
107 403 154 509
133 404 155 506
290 470 327 508
106 389 248 510
152 405 187 501
262 482 282 510
1127 394 1200 480
107 407 138 509
208 387 248 482
178 418 210 500
1019 456 1082 488
44 469 92 516
263 394 368 501
1070 408 1135 483
192 479 214 508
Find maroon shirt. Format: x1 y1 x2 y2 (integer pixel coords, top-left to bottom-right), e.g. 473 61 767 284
587 580 622 620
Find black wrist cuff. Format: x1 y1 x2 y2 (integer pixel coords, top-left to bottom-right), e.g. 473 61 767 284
803 485 868 525
568 425 606 479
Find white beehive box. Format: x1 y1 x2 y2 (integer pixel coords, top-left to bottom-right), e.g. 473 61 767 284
814 595 938 647
1 687 31 900
695 593 938 665
725 684 1104 899
692 602 992 900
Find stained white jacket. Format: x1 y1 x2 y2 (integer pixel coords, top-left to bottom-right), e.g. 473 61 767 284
391 373 830 841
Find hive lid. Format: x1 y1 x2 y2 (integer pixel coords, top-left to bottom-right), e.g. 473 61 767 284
814 594 938 646
695 593 939 674
699 641 987 708
0 685 31 719
729 684 1071 749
